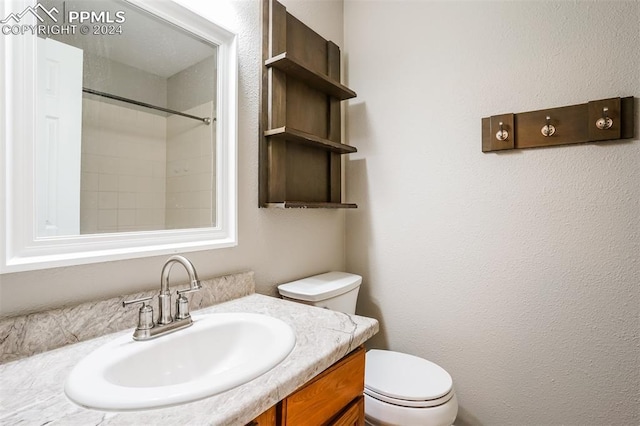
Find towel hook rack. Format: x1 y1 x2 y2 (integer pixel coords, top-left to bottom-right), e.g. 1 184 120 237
482 97 634 152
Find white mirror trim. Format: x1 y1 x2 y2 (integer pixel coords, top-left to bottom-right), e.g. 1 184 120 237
0 0 237 273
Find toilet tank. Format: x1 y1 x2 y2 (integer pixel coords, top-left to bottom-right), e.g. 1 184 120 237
277 271 362 314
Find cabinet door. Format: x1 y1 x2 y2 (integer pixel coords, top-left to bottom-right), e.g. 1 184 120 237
328 395 365 426
282 347 365 425
247 405 277 426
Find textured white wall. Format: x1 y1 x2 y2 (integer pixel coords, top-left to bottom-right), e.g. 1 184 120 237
0 0 346 317
344 1 639 425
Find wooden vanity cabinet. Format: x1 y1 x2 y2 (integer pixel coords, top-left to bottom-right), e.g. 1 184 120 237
248 347 365 426
280 346 365 425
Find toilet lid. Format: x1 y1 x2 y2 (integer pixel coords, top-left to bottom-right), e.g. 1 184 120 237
365 350 453 403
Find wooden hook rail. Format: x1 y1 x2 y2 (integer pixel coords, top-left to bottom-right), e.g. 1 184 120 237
482 96 634 152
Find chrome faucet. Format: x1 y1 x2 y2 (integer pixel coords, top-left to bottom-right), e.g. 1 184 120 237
158 255 201 324
123 255 202 340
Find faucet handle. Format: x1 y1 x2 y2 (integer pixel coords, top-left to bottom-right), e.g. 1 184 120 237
176 285 201 296
122 295 153 307
122 296 155 332
175 287 200 320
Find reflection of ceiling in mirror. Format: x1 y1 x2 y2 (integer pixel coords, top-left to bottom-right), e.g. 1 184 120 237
40 0 217 77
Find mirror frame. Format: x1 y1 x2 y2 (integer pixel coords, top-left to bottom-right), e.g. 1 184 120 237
0 0 237 273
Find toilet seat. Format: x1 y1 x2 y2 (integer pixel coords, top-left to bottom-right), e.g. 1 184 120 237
365 350 454 408
365 386 454 408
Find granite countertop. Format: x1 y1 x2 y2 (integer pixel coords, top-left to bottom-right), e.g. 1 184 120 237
0 293 379 425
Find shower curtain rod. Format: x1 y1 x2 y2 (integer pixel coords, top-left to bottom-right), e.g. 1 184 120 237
82 88 213 125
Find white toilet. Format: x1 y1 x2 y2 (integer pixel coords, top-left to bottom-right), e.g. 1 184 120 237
278 271 458 426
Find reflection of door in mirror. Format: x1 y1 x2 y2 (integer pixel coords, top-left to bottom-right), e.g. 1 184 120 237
37 0 218 236
36 38 83 237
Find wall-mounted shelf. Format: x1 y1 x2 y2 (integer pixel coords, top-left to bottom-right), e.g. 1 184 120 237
260 0 357 208
266 202 358 209
265 53 357 101
265 127 357 154
482 96 635 152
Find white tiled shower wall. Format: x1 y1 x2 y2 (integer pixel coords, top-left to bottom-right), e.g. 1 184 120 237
165 102 216 229
80 100 215 233
80 99 167 233
79 52 216 234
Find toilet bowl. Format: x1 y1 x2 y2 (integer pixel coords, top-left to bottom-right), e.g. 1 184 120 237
364 349 458 426
277 272 458 426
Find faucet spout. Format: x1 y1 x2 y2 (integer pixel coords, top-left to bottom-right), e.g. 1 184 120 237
158 255 201 325
161 255 201 294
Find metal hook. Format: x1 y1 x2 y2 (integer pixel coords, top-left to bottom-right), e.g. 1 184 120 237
596 106 613 130
495 121 509 141
541 115 556 137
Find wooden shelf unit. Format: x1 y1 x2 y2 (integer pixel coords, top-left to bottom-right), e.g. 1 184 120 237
260 0 357 208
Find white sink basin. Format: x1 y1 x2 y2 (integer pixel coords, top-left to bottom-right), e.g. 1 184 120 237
64 312 296 410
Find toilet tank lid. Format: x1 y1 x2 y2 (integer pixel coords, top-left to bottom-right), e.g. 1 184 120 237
277 271 362 302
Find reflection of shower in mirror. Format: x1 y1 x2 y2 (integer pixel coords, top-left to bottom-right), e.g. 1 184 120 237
37 0 218 236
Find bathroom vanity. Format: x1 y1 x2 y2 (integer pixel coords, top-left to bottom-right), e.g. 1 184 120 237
0 272 378 425
251 347 365 425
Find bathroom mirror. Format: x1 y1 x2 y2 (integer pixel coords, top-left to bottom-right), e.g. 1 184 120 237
0 0 237 272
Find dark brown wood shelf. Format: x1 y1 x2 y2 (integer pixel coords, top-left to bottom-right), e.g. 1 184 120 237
266 202 358 209
260 0 357 209
265 127 357 154
265 52 357 101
